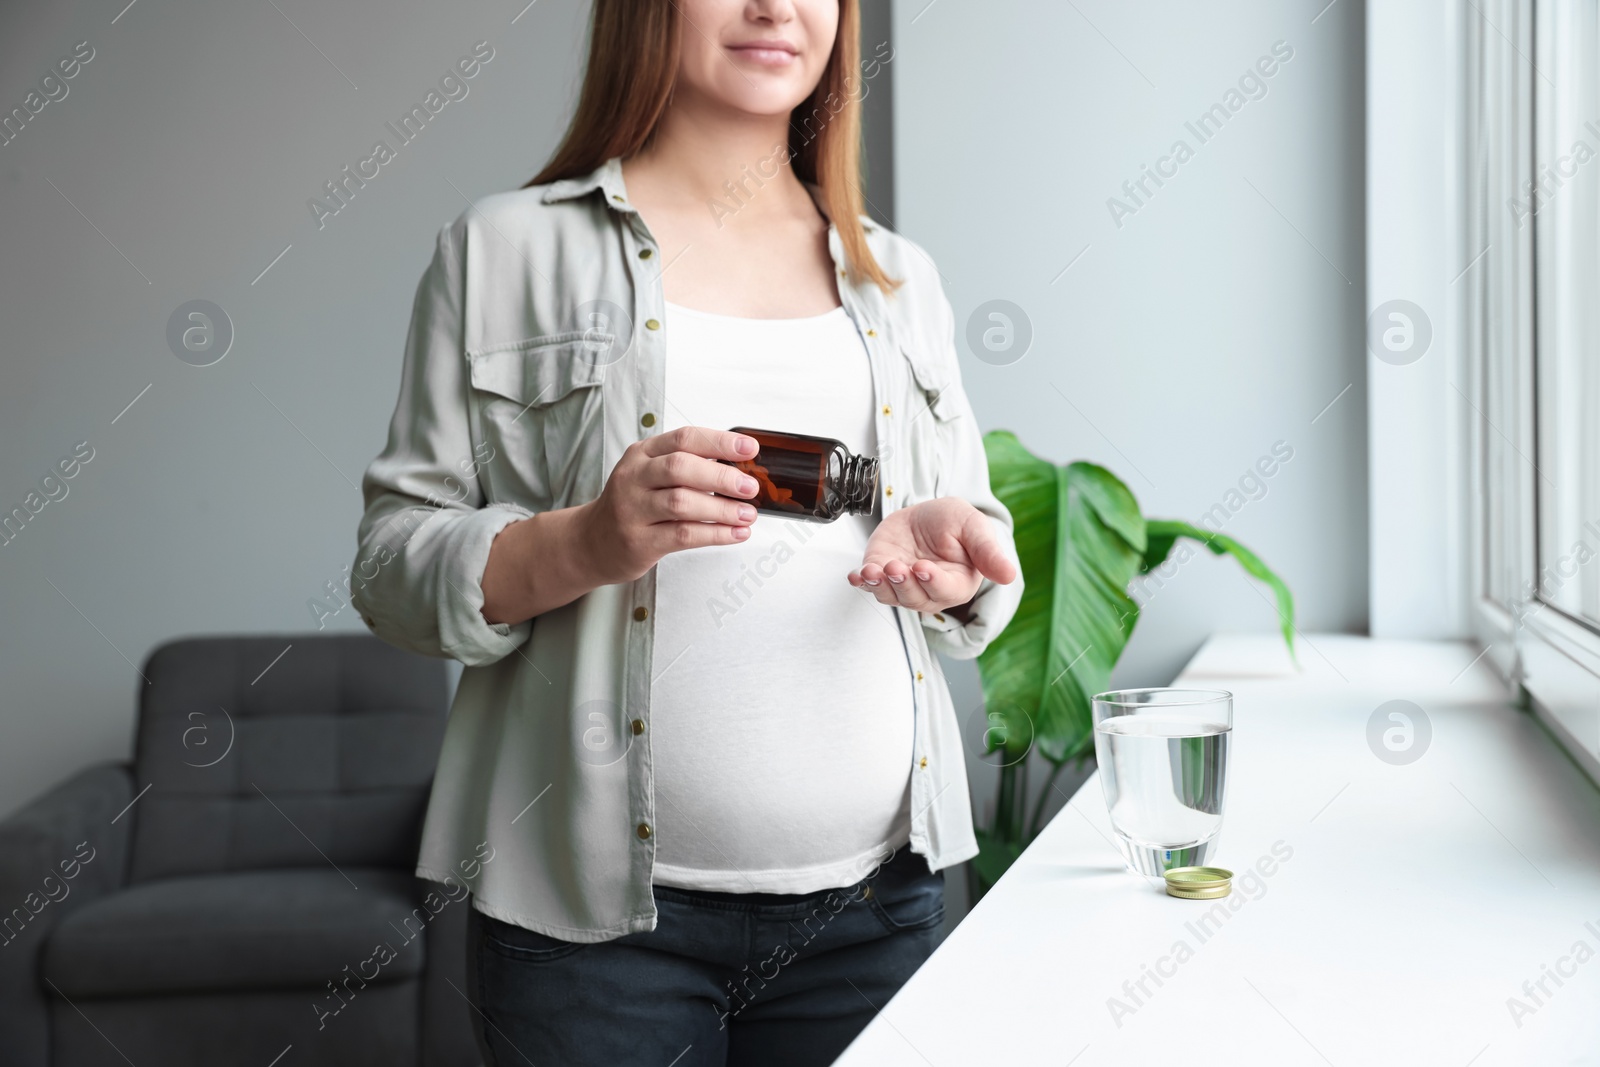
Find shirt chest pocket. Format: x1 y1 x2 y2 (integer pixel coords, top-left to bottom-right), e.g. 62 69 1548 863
468 338 607 512
898 343 961 502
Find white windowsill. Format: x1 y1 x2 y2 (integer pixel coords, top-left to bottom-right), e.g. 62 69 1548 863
836 633 1600 1066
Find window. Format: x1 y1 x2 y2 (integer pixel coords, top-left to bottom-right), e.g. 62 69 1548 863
1533 1 1600 629
1467 0 1600 782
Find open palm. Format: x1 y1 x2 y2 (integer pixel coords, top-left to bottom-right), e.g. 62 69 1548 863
848 497 1018 613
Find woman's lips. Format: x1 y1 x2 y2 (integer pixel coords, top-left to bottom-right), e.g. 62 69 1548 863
727 43 799 67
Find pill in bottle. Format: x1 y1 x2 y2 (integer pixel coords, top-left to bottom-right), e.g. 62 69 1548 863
725 426 878 523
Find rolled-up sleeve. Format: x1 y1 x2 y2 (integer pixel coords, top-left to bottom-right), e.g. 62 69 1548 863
918 283 1024 660
351 223 532 667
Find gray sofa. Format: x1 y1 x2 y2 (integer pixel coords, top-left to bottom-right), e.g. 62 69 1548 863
0 634 480 1067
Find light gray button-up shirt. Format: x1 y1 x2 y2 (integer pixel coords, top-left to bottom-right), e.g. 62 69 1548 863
353 156 1022 942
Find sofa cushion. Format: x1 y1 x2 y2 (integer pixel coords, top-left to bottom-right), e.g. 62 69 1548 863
130 634 447 882
41 867 450 998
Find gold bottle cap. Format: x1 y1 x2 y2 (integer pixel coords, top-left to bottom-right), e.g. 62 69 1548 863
1166 883 1232 899
1164 866 1232 888
1164 866 1232 899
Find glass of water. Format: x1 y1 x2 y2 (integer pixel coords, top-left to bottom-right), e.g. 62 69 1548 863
1092 688 1233 877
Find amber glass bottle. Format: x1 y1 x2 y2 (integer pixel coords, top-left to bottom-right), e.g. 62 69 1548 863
725 426 878 522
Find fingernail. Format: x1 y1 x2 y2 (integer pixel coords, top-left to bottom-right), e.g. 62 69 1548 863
864 579 880 587
888 575 904 584
738 505 756 521
739 476 759 495
736 436 758 456
914 571 931 581
733 525 751 539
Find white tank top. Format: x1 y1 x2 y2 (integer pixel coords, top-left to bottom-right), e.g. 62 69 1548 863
648 299 914 893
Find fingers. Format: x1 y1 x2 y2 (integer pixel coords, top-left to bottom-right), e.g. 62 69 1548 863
848 567 910 608
640 426 758 463
650 486 757 527
847 561 893 603
881 561 932 610
856 561 887 586
657 520 752 550
891 559 970 610
599 429 763 570
642 450 759 498
632 429 758 499
852 559 915 596
961 514 1020 585
850 556 984 613
905 558 969 605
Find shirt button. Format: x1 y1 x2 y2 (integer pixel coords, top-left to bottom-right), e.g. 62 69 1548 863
633 606 649 622
881 404 891 416
645 318 661 331
861 885 875 900
933 613 945 623
885 486 894 498
866 328 877 337
641 412 657 428
919 756 928 769
636 822 653 839
631 719 645 736
612 194 626 203
915 671 924 682
638 248 654 259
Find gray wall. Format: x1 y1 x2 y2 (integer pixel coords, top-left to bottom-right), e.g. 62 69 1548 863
0 0 594 818
0 0 893 821
889 0 1369 920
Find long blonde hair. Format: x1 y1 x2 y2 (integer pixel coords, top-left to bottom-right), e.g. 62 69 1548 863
526 0 899 293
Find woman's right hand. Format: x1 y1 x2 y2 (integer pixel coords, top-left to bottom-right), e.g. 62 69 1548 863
575 426 762 585
481 427 762 625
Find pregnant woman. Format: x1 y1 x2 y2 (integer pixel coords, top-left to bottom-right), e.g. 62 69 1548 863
353 1 1020 1063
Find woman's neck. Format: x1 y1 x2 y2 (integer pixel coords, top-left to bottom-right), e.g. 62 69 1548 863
617 88 839 319
621 92 811 221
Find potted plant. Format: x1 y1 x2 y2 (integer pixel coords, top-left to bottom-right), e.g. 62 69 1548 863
969 431 1297 898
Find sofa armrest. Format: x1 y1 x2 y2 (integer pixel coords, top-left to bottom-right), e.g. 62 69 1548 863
0 761 134 1066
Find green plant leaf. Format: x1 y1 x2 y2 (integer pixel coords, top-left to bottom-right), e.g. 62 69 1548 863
1142 518 1298 661
977 433 1146 765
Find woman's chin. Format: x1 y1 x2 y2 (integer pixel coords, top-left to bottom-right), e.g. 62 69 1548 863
711 89 816 121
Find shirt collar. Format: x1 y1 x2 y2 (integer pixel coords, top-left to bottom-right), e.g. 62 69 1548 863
541 155 627 206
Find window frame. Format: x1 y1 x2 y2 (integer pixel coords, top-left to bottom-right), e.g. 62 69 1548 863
1469 0 1600 783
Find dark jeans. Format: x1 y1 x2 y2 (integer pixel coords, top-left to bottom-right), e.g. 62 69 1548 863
466 846 944 1067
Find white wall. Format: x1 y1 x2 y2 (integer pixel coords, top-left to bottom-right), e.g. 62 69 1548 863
1367 0 1473 640
890 0 1370 903
0 0 600 817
